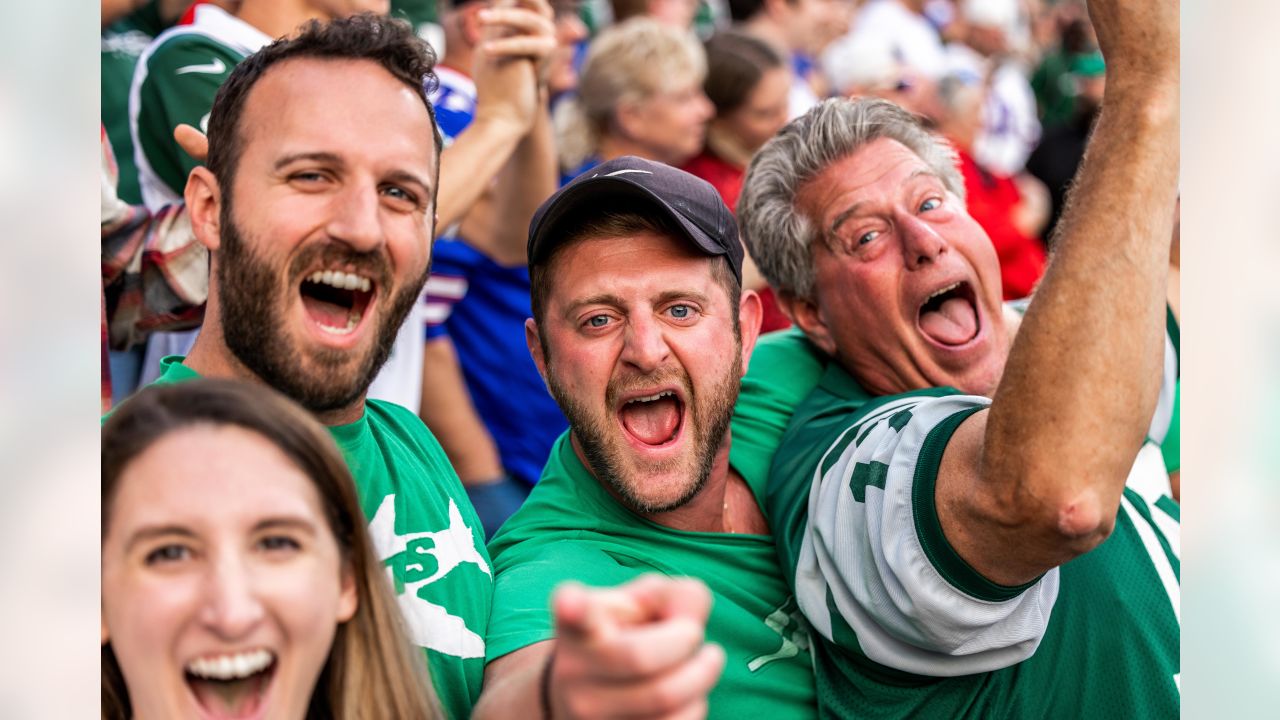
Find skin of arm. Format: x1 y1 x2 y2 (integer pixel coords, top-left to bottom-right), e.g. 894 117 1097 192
933 0 1179 586
418 335 505 484
435 0 555 232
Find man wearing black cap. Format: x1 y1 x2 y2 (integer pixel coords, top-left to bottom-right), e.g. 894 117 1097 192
471 157 817 720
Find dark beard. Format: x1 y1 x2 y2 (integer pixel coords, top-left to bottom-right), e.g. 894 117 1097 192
546 350 742 515
215 203 427 415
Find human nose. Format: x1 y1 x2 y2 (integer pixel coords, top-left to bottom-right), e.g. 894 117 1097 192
899 213 947 270
198 553 265 640
326 184 384 254
619 314 671 374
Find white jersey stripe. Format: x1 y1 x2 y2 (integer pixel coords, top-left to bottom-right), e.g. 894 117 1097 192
1121 495 1180 624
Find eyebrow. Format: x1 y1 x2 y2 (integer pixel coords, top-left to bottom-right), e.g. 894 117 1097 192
564 289 712 316
125 525 197 554
273 151 344 172
252 516 319 536
828 168 944 235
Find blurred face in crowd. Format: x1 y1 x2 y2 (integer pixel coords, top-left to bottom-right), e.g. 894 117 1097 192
647 0 700 28
713 65 791 156
783 0 855 56
209 58 437 417
548 1 590 97
102 424 357 720
308 0 391 17
529 233 753 514
793 138 1008 397
621 79 715 166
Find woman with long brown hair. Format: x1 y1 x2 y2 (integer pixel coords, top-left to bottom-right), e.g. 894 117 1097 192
102 379 439 719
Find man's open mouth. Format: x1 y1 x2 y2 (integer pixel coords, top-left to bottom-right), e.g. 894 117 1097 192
185 649 275 719
917 280 980 347
299 269 374 336
618 389 686 448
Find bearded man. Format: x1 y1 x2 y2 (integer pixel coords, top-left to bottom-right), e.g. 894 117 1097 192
111 16 495 718
471 156 819 720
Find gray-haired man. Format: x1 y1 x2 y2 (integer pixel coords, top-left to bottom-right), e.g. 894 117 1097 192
734 0 1180 715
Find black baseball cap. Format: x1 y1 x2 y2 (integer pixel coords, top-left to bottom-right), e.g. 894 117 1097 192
527 156 744 283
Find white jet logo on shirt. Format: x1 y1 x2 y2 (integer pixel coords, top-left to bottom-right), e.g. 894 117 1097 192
367 495 491 658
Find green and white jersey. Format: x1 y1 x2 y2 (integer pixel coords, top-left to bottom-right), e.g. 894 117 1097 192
102 0 168 206
150 358 493 720
487 433 818 720
129 4 271 210
755 340 1180 718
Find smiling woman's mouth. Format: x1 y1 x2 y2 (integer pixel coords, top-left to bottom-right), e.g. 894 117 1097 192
185 650 275 719
300 270 374 336
918 281 979 346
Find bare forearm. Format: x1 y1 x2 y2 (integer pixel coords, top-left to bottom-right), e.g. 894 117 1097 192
419 337 505 483
483 97 557 265
981 79 1178 560
473 643 555 720
436 115 527 232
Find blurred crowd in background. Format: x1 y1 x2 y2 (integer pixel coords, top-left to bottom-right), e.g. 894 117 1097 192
102 0 1115 535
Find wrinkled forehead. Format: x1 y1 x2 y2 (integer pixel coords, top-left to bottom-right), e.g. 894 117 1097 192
798 139 938 219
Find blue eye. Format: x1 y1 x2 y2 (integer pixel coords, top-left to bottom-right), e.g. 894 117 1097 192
858 230 879 246
383 186 417 204
669 305 691 319
588 315 609 328
919 197 941 212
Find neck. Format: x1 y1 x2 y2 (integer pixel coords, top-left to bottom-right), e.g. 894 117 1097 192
573 431 769 534
598 134 677 167
184 306 367 427
236 0 330 40
705 126 752 168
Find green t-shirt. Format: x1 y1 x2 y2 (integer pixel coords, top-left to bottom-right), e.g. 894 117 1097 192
130 4 271 210
149 358 492 720
487 432 817 719
751 342 1180 718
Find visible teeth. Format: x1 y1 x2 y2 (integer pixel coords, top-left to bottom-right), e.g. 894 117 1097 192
186 649 274 680
628 390 675 404
306 270 372 293
927 282 960 302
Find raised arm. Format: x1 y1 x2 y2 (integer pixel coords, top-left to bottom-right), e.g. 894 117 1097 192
937 0 1179 585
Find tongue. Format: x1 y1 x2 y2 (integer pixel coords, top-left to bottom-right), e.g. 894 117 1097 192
189 675 264 719
620 397 680 446
919 297 978 346
301 294 351 328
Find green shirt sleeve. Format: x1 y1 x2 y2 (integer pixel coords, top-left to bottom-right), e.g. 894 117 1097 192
486 541 641 663
134 36 240 198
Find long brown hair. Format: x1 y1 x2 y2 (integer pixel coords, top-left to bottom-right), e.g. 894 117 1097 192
102 379 439 719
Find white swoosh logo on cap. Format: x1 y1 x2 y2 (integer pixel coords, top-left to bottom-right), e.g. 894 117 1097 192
599 169 653 178
176 58 227 75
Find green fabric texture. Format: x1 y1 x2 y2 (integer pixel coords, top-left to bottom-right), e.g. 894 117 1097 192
755 340 1181 719
145 358 492 720
487 431 818 719
133 33 244 201
102 0 168 205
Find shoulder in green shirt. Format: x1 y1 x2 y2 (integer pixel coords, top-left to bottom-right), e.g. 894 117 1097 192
488 432 817 719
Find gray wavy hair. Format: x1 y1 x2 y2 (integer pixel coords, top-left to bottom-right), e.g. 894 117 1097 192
738 98 965 300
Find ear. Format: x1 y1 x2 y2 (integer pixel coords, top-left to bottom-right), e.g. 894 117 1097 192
460 3 486 47
613 98 647 141
185 166 224 252
525 318 549 384
335 559 358 624
737 289 764 375
781 290 838 357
